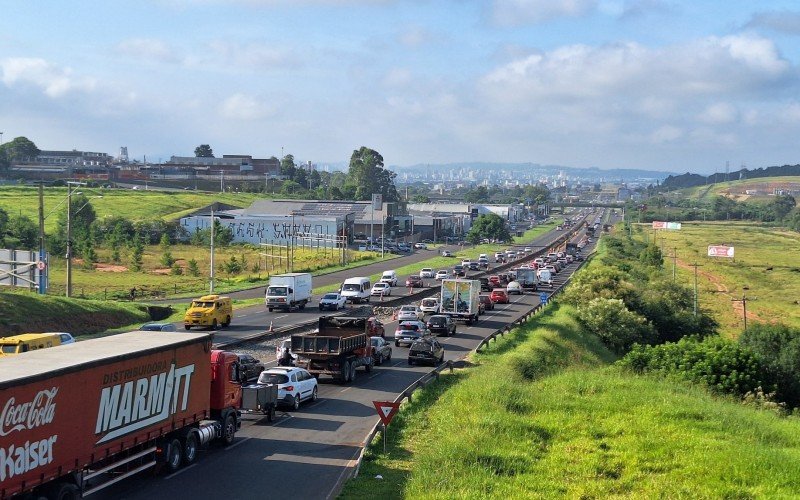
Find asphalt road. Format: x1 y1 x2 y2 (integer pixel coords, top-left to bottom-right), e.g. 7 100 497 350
98 212 602 500
171 215 589 343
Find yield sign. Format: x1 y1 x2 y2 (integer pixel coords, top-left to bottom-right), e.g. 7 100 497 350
372 401 401 426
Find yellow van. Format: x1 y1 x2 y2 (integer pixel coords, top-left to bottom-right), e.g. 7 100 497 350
0 333 62 356
184 294 232 330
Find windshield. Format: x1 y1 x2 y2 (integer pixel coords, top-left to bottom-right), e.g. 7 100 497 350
258 373 289 384
428 317 445 325
422 299 436 306
342 283 361 291
1 344 19 354
323 293 339 300
401 306 415 311
268 287 288 296
191 301 213 308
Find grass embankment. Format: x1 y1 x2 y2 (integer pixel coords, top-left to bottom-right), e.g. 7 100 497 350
675 176 800 203
635 222 800 336
342 303 800 499
0 291 152 336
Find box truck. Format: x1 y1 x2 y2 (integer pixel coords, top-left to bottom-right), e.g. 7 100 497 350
265 272 313 312
0 331 246 499
440 279 481 324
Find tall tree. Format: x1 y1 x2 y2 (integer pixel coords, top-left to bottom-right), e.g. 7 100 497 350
466 213 511 244
280 154 296 178
194 144 214 157
1 136 40 163
345 147 398 202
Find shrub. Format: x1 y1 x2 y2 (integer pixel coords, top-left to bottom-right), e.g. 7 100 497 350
187 258 200 277
576 298 656 354
619 337 774 398
170 262 183 276
739 323 800 408
560 266 639 307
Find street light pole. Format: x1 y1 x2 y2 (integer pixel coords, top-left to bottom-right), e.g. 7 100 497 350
210 205 215 293
38 183 46 294
66 183 73 297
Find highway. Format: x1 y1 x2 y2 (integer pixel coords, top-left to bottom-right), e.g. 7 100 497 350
98 211 602 500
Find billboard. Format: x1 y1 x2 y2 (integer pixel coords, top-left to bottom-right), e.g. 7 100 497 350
708 245 734 258
652 221 682 230
372 194 383 210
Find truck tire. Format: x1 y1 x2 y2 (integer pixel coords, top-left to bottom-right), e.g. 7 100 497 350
221 414 236 446
350 362 357 382
268 307 273 312
342 361 352 383
211 319 218 330
165 438 183 472
45 482 81 500
223 316 231 327
182 431 199 465
184 325 191 330
299 301 306 310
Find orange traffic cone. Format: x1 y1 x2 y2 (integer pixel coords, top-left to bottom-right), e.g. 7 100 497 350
268 321 274 332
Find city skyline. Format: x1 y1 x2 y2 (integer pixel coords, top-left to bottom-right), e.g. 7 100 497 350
2 1 800 174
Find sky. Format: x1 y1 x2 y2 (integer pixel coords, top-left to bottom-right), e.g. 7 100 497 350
1 1 799 174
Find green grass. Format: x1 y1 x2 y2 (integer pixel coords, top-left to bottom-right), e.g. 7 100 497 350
340 303 800 499
513 217 562 243
0 290 152 337
0 186 264 231
671 175 800 203
636 222 800 336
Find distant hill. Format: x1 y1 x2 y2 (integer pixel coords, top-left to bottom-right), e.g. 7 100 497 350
661 164 800 191
392 162 675 181
673 176 800 203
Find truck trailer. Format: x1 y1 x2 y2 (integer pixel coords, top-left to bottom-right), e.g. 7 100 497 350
265 272 313 312
440 279 481 324
0 331 244 500
290 316 375 383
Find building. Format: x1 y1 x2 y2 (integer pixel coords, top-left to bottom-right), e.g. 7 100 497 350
159 155 281 178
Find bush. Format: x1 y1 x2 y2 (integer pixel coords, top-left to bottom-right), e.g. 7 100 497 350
576 298 656 354
187 258 200 277
560 266 639 307
634 279 718 343
619 337 774 398
739 323 800 408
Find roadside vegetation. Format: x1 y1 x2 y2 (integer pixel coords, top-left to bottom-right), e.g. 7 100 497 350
341 229 800 499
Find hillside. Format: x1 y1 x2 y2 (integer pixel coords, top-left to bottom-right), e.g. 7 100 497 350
671 175 800 203
0 186 264 231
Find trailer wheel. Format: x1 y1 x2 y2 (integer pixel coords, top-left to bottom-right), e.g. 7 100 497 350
165 438 183 472
268 307 273 312
182 432 199 465
45 482 80 500
221 414 236 446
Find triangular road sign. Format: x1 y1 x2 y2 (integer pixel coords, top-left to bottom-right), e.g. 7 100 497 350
372 401 401 426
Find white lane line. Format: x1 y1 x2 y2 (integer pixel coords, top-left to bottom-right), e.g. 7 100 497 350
368 373 381 379
224 436 252 451
271 415 295 427
340 387 352 393
305 399 327 409
274 315 288 319
165 463 197 479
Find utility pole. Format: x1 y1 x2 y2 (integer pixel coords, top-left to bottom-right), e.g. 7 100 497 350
38 183 46 294
672 247 677 281
209 205 215 293
66 183 73 298
689 262 701 316
732 292 755 333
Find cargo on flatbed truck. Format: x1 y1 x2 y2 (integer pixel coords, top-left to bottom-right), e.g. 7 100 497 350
0 331 247 500
291 316 375 383
440 279 481 324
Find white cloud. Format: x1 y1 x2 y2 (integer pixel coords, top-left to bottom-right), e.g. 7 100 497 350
649 125 683 143
116 38 180 64
1 57 97 98
383 68 413 87
398 25 437 48
490 0 598 27
219 93 276 120
697 102 737 125
205 41 298 70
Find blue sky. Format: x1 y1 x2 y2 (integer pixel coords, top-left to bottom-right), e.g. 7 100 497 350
1 0 799 174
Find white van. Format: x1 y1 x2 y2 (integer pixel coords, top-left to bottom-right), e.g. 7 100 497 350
341 277 371 303
380 270 398 287
537 269 553 287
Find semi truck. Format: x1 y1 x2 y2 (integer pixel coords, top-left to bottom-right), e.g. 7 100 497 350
0 331 247 500
290 316 375 383
266 272 313 312
440 279 481 324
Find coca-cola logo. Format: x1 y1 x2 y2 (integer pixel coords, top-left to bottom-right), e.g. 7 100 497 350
0 387 58 436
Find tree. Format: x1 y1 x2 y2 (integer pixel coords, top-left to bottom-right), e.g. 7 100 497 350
771 195 796 221
411 194 430 203
345 147 398 202
0 207 9 245
6 214 38 249
0 136 40 164
464 186 490 203
466 213 511 244
194 144 214 157
280 154 296 178
187 258 200 277
130 233 144 272
293 167 308 189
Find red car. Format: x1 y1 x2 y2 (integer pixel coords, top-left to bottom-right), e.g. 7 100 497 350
488 275 501 287
405 275 424 288
479 295 495 311
490 289 509 304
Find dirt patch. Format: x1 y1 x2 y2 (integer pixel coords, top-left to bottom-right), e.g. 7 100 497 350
96 263 129 272
676 259 761 324
152 268 172 275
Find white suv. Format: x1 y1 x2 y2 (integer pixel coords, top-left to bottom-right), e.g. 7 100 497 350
257 367 318 410
420 268 435 278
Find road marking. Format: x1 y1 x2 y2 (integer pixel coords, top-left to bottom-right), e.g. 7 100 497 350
265 453 356 467
305 399 327 409
340 387 352 393
164 463 197 480
224 436 251 451
368 373 381 379
274 315 288 319
271 415 295 427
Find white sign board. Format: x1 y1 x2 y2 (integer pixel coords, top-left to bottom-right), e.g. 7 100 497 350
652 221 682 230
372 194 383 211
707 245 734 258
